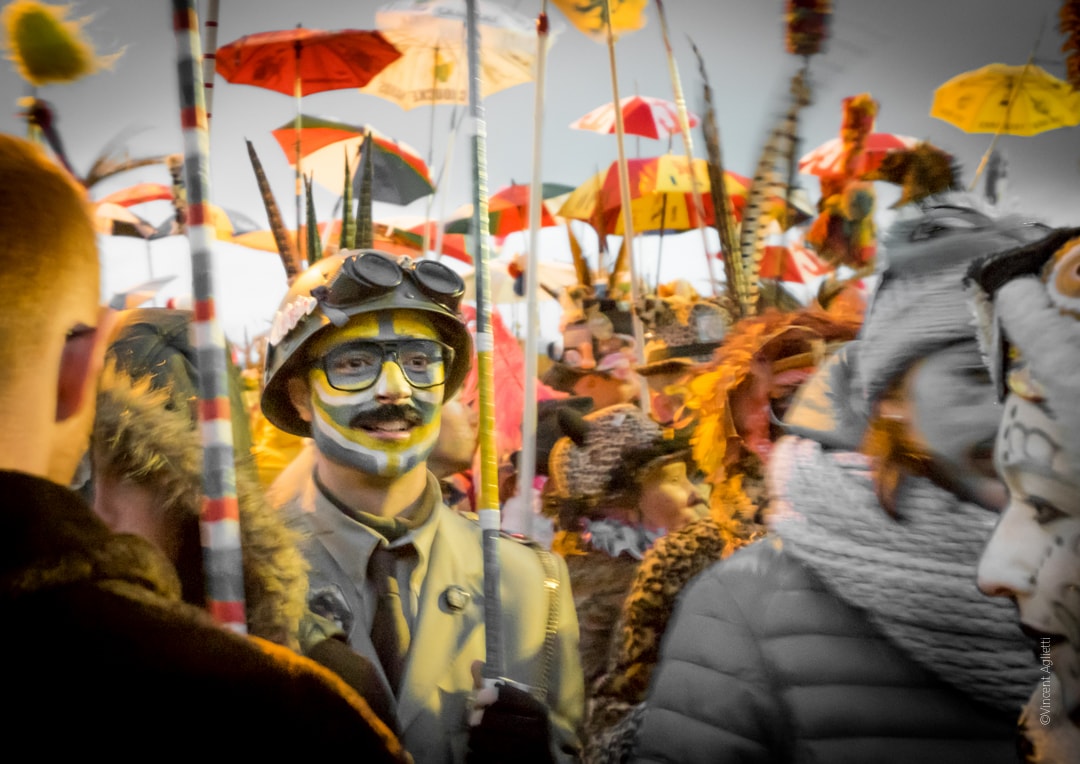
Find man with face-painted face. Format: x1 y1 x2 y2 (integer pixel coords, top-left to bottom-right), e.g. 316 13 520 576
262 251 584 764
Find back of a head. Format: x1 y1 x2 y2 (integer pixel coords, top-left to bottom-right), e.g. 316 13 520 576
0 136 98 380
856 192 1048 409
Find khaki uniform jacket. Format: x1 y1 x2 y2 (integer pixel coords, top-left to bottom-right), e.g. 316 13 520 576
273 452 584 764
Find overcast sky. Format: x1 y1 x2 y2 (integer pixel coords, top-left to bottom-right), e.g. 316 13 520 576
1 0 1076 339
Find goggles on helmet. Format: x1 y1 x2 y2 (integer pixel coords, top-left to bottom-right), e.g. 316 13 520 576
323 338 455 392
312 251 465 323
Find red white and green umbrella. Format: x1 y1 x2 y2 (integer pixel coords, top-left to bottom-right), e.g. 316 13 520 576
444 181 573 238
270 115 434 206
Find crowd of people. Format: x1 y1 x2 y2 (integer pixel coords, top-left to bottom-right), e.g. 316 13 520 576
4 125 1080 763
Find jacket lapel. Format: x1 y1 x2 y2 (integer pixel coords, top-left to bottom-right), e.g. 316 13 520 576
396 509 485 732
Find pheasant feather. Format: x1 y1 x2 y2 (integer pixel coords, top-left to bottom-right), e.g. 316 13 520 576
245 139 298 282
339 147 355 251
691 40 743 316
739 70 812 315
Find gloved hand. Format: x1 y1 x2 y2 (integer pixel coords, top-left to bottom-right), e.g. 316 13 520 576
467 661 554 764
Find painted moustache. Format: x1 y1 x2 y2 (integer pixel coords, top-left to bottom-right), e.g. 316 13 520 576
349 404 425 431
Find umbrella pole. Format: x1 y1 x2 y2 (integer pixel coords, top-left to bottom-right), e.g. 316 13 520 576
421 46 443 255
969 20 1045 191
171 0 246 634
293 32 304 265
465 0 503 683
432 108 462 260
602 0 648 409
655 0 719 297
517 2 550 540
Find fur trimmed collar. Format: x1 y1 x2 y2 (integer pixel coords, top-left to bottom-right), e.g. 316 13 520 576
0 470 181 602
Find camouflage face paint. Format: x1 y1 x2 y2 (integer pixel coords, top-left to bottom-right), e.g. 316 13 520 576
305 310 445 477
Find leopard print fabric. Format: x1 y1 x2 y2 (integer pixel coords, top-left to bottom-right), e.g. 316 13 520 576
584 474 767 756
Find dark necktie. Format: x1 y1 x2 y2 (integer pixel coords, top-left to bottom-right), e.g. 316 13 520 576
368 545 411 693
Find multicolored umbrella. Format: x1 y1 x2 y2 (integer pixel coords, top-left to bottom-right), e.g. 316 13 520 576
95 181 258 240
445 182 574 237
559 156 808 235
798 132 920 178
570 95 700 140
270 115 434 206
361 0 539 109
397 220 473 263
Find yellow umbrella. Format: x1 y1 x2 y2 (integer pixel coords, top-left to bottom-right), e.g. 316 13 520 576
930 62 1080 136
932 61 1080 189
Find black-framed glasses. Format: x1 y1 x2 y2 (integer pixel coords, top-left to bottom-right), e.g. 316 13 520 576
316 251 465 315
323 339 455 392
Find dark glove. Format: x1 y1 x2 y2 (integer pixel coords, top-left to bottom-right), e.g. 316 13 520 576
466 680 555 764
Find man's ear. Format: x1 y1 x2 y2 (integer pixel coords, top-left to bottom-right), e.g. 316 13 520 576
56 307 117 422
287 375 315 423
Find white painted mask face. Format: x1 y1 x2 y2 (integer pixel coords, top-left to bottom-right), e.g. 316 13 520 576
978 393 1080 721
302 309 446 477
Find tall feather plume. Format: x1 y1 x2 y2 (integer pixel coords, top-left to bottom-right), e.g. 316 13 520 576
356 130 374 249
739 70 812 315
245 138 298 283
565 221 592 287
608 236 631 296
339 146 356 251
304 173 322 265
1061 0 1080 90
691 39 743 317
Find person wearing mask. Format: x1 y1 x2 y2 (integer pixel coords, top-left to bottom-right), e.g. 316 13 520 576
968 226 1080 762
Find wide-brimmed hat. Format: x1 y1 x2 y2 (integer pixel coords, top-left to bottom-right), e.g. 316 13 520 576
635 284 732 376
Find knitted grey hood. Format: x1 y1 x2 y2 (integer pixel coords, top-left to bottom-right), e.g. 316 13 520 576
854 192 1048 414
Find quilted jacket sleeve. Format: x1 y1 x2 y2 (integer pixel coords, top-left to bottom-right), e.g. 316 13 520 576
631 540 789 764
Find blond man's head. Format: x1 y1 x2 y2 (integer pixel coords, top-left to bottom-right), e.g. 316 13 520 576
0 135 102 481
0 135 99 366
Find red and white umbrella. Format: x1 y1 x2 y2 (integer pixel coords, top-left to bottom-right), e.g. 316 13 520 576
570 95 700 140
798 132 920 178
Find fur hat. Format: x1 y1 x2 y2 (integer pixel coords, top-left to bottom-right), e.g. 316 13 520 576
966 227 1080 472
635 281 733 376
853 192 1048 412
546 403 673 507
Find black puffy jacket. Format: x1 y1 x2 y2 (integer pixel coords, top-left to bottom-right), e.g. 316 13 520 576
632 540 1020 764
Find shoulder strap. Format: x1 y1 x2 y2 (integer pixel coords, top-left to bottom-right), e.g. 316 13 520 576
498 531 562 702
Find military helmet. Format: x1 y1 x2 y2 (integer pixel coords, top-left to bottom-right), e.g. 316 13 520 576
261 249 473 436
